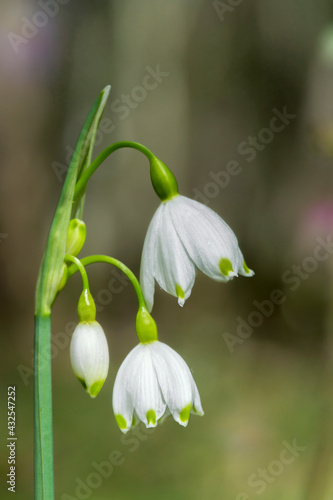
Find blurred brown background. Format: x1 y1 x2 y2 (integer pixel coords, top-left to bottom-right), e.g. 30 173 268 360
2 0 333 499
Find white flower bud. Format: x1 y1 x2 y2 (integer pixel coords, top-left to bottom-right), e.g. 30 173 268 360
70 321 109 398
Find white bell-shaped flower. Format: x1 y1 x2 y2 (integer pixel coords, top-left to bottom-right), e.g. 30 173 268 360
112 340 203 433
140 194 254 311
70 321 109 398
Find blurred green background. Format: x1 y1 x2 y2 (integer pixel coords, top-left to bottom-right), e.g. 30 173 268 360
2 0 333 499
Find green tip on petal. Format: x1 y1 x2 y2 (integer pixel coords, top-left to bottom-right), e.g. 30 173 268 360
179 403 192 423
88 380 105 398
146 409 157 426
115 414 127 430
243 261 250 274
77 377 87 390
219 258 234 277
192 404 204 416
175 283 185 300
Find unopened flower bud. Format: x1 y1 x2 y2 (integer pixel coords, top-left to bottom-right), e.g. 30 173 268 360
70 321 109 398
66 219 86 256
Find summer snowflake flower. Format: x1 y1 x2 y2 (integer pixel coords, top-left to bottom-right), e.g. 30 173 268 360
70 321 109 398
140 194 254 311
112 340 204 433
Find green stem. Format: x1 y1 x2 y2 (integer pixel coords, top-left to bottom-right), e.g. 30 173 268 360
74 141 155 201
64 254 90 291
34 86 110 499
66 254 146 309
34 314 54 500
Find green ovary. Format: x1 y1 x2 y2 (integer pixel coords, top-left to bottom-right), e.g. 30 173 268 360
219 258 234 276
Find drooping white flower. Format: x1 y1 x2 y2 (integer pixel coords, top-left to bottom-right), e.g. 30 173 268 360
140 194 254 311
112 340 204 433
70 321 109 398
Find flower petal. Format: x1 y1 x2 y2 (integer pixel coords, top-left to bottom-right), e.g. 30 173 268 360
190 376 204 416
132 344 166 428
112 344 144 433
169 195 244 281
158 407 171 425
153 200 196 307
238 256 255 277
140 204 164 312
150 342 194 427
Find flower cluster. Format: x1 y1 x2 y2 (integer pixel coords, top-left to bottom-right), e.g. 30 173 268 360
67 153 254 432
34 89 257 500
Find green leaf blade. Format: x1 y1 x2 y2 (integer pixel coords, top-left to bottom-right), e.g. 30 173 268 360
35 85 110 315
